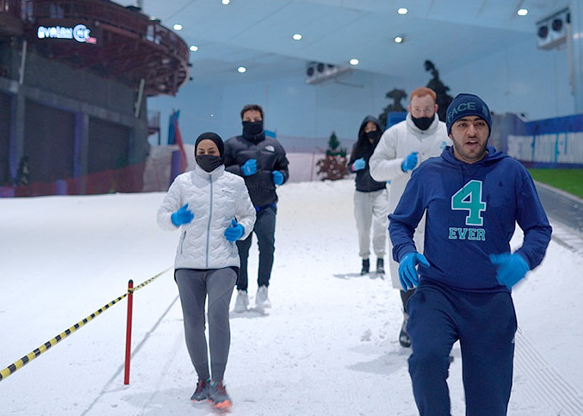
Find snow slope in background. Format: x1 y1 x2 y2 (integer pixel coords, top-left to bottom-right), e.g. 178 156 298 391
0 179 582 416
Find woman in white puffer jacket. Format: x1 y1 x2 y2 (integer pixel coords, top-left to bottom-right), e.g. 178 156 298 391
157 132 255 410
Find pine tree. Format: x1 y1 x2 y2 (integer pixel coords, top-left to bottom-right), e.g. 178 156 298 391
424 60 453 122
316 132 349 180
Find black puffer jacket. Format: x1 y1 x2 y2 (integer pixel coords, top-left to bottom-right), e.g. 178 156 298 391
348 116 386 192
224 132 290 207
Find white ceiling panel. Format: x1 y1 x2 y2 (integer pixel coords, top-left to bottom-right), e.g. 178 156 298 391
115 0 571 86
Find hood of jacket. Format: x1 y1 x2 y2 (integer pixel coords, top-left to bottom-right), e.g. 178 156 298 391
354 115 383 158
441 145 507 166
358 115 383 139
440 145 509 188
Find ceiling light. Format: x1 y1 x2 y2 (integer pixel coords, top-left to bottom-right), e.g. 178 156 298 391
189 45 199 52
222 0 230 4
173 24 183 31
292 33 303 41
397 8 408 15
394 36 404 43
517 8 528 16
349 58 359 66
237 66 247 73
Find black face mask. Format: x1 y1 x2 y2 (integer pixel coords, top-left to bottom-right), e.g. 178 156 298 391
412 116 433 131
365 130 381 142
242 120 263 137
196 155 222 172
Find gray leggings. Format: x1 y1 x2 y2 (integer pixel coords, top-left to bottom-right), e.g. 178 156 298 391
175 268 236 382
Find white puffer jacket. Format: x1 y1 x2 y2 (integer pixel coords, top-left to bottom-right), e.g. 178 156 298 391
157 164 256 270
369 113 450 288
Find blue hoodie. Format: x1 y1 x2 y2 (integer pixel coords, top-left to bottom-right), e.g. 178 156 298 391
389 146 552 292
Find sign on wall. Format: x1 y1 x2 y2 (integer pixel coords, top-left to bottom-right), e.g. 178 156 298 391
36 23 98 45
506 113 583 167
508 133 583 165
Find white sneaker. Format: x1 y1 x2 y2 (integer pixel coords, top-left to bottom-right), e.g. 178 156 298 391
255 286 271 309
233 290 249 312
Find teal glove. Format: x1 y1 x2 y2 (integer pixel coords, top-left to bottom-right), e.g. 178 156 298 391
272 170 284 185
224 219 245 241
242 159 257 176
352 158 366 171
398 252 430 291
401 152 419 172
490 253 530 289
171 204 194 227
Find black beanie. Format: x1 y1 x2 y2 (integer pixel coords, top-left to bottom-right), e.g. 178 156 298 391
195 132 225 163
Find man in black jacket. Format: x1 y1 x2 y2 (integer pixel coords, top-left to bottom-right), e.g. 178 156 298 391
224 104 290 312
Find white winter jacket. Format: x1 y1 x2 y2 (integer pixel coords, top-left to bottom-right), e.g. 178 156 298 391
369 113 450 288
157 164 256 270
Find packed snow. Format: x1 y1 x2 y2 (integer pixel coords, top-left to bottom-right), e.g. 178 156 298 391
0 179 582 416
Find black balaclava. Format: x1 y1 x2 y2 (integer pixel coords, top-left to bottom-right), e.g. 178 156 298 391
411 115 434 131
194 132 224 172
365 130 381 143
242 120 264 138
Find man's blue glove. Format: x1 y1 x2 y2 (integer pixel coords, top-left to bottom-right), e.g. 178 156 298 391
398 252 430 291
352 158 366 171
490 253 530 289
241 159 257 176
401 152 419 172
224 219 245 242
272 170 284 185
171 204 194 227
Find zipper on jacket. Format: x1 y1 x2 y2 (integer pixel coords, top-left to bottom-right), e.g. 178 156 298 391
179 230 186 255
206 176 213 268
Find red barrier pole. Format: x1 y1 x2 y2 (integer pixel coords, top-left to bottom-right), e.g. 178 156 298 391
124 279 134 385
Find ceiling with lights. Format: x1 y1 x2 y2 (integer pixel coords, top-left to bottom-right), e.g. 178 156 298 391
115 0 572 86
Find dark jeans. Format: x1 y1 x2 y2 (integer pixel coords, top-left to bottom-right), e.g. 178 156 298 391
407 280 517 416
236 205 276 291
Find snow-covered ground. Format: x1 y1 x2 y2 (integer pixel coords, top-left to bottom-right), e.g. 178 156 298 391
0 179 582 416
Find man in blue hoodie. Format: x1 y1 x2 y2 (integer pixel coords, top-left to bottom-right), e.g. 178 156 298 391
389 93 552 416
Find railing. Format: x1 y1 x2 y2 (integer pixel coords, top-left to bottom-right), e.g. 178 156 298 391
0 162 147 197
3 0 190 95
148 110 160 133
0 268 172 382
22 0 189 62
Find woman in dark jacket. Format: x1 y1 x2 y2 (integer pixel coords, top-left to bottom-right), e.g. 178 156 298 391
347 116 389 275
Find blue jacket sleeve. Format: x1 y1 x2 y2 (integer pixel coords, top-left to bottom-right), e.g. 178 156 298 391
514 171 552 269
388 168 427 262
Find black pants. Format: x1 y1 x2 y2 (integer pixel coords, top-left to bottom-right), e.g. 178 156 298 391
236 205 276 291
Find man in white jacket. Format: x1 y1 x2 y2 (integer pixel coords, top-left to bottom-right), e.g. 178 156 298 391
369 87 450 347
